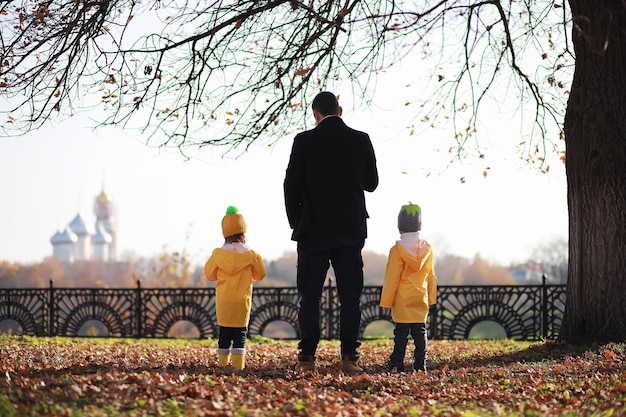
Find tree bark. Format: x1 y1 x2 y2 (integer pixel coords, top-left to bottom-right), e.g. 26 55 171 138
560 0 626 344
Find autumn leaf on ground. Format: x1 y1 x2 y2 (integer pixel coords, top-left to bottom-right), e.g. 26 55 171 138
0 336 624 416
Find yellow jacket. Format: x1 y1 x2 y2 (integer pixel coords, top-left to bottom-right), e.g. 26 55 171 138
204 244 266 328
379 240 437 323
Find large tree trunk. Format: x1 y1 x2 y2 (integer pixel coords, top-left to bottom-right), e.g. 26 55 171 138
560 1 626 344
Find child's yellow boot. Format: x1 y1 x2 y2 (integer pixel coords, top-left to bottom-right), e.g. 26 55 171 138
231 348 246 370
217 348 231 367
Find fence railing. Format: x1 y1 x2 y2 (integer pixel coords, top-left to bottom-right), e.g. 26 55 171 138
0 277 566 341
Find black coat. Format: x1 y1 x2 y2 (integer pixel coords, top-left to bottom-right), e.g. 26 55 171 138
283 116 379 241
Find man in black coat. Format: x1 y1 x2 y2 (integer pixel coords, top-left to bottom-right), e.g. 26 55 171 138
284 91 379 372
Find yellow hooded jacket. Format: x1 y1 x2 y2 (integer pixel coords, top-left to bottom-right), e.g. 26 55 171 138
379 240 437 323
204 244 266 328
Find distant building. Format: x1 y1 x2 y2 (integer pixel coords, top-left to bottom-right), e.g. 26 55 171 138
50 187 117 263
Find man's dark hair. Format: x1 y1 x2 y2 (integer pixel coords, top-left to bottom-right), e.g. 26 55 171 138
311 91 340 116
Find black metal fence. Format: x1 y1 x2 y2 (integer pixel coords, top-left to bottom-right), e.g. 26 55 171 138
0 277 566 341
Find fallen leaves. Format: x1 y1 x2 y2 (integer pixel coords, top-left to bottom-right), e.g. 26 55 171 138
0 336 624 416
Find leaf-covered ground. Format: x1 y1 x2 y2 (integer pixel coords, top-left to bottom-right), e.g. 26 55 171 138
0 335 624 416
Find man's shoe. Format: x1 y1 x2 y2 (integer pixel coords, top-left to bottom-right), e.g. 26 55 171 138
340 355 363 373
413 366 427 374
385 361 405 372
295 356 316 371
413 358 427 373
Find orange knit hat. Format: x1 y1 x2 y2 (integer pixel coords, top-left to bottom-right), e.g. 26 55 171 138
221 206 247 238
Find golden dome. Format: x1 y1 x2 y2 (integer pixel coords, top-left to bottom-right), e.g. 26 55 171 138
97 187 111 203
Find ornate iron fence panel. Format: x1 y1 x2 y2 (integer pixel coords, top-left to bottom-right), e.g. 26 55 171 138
543 284 567 339
359 286 392 337
52 287 136 337
0 288 48 336
0 279 567 340
435 285 542 340
249 287 300 337
322 281 341 340
138 285 217 338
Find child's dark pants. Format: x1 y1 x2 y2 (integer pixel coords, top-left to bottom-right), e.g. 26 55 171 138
388 322 428 372
218 326 248 349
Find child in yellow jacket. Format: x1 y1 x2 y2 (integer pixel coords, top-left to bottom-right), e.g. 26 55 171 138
205 206 266 370
379 202 437 373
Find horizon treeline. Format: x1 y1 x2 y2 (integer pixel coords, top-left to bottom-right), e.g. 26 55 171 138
0 239 567 288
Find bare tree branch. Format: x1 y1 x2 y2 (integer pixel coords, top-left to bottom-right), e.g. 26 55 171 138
1 0 572 162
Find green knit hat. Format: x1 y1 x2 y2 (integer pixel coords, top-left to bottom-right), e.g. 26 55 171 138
398 202 422 232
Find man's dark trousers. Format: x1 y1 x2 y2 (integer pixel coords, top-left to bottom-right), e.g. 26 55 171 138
296 237 365 361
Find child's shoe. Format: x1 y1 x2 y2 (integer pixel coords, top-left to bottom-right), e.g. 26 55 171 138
231 348 246 370
217 348 231 367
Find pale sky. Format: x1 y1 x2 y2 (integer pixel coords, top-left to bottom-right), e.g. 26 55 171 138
0 6 571 268
0 91 568 267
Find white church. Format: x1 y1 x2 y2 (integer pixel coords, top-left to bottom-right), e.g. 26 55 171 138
50 187 117 263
